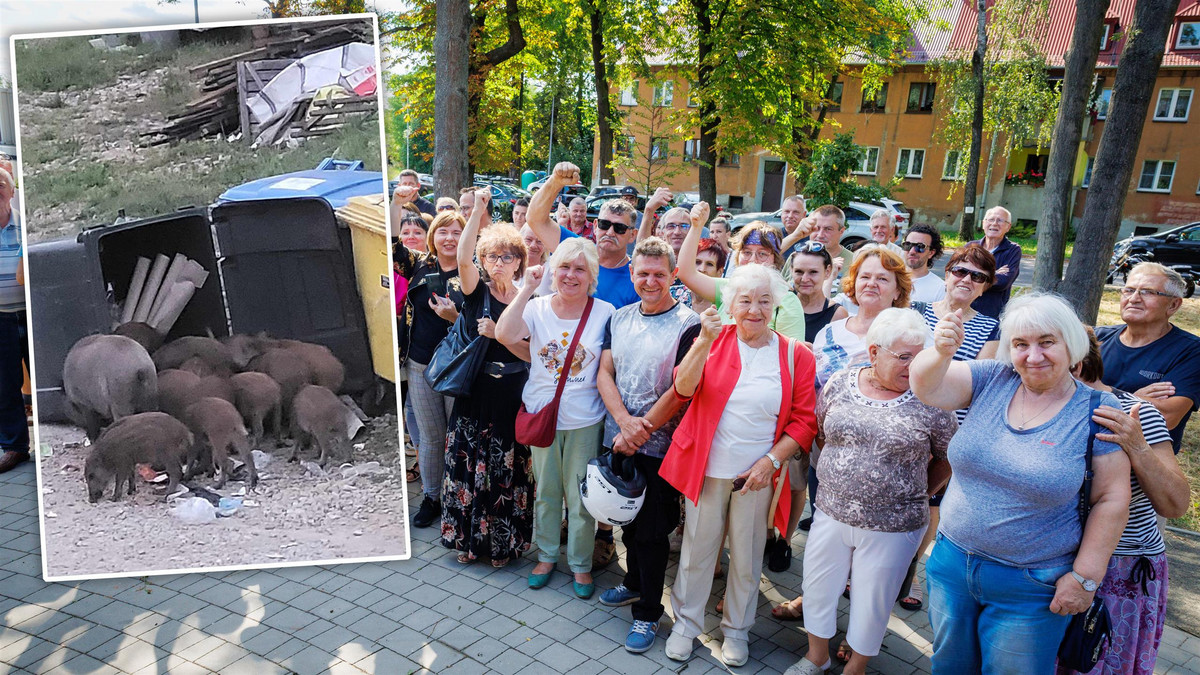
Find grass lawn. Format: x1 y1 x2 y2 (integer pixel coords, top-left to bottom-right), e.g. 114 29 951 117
941 231 1072 258
1098 288 1200 532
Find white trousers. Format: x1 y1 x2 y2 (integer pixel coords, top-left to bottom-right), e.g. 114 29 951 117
801 508 926 656
670 476 772 641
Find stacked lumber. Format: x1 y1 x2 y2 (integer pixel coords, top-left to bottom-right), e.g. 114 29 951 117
140 20 373 146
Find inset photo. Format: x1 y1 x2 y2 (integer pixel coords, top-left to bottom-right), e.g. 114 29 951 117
13 15 408 581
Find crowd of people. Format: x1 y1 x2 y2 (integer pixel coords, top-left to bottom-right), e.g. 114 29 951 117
390 161 1199 674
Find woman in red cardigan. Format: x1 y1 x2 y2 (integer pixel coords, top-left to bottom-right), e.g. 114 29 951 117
659 264 819 667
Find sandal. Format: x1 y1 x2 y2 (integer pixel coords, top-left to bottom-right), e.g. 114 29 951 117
491 556 509 569
835 641 853 663
898 581 923 611
771 597 804 621
406 465 421 483
716 597 725 614
456 553 475 564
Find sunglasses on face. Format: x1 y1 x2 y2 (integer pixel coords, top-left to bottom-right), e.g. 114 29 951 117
596 218 631 235
948 266 990 284
901 241 928 253
437 204 457 212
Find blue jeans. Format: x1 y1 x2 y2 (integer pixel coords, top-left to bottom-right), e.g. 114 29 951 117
0 312 27 455
927 532 1072 675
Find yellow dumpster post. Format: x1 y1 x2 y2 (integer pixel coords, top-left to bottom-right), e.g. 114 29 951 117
336 194 398 383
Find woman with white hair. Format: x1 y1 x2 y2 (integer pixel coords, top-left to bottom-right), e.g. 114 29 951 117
785 308 957 675
496 237 616 599
909 293 1132 674
658 264 818 667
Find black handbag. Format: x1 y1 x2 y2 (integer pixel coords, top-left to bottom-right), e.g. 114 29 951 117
1057 390 1112 673
423 290 491 397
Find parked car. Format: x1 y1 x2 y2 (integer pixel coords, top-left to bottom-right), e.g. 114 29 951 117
728 199 909 248
1109 221 1200 291
528 177 589 197
475 180 531 221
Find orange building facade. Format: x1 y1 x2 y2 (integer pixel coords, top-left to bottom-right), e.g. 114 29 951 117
594 0 1200 238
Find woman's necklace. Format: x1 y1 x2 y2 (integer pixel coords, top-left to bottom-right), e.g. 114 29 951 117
864 367 904 395
1013 383 1072 430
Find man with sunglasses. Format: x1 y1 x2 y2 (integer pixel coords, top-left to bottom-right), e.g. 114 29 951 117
902 224 946 303
1096 262 1200 453
969 206 1020 318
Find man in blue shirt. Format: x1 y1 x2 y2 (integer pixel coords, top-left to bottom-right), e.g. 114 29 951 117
970 206 1022 318
1096 262 1200 453
0 167 28 474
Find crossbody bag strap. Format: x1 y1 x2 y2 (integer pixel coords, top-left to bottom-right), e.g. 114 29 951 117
551 297 594 401
1078 389 1101 526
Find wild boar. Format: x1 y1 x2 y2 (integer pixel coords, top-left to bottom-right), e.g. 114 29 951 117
289 385 349 467
247 348 315 410
196 375 236 404
157 369 202 419
184 397 257 489
152 336 236 376
278 340 345 394
112 321 164 354
63 335 158 441
230 372 282 448
84 412 191 502
222 333 281 370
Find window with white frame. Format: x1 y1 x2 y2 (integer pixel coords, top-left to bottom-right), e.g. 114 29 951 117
942 150 965 180
897 148 925 178
1082 157 1094 188
650 137 670 162
1096 88 1112 119
853 146 880 175
620 82 638 106
653 81 674 107
1138 160 1175 193
616 135 635 158
1154 88 1192 121
684 138 701 161
1100 24 1112 50
687 83 698 107
1177 21 1200 49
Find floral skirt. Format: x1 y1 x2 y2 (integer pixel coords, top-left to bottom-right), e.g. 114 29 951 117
438 373 533 562
1056 552 1168 675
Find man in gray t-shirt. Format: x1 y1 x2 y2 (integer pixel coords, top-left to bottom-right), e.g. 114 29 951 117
595 238 700 653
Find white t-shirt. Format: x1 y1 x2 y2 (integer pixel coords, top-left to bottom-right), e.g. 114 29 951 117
910 271 947 303
521 295 617 431
707 335 782 478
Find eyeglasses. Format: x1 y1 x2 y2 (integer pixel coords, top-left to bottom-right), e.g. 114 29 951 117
660 222 690 232
595 218 631 235
901 241 928 253
1120 287 1178 299
878 345 916 363
948 266 990 284
798 241 825 253
984 217 1010 224
437 204 457 212
483 253 518 264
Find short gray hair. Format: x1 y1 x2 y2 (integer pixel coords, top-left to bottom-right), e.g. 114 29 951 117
720 264 789 314
865 307 929 349
870 209 891 225
569 197 587 208
547 236 600 295
996 292 1089 366
985 206 1012 223
1129 261 1187 298
601 199 637 226
633 236 676 270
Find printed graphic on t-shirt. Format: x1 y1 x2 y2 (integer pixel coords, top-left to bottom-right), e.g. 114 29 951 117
538 332 595 383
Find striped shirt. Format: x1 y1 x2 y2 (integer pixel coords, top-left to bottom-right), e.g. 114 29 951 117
0 211 23 313
917 303 999 422
1112 390 1172 556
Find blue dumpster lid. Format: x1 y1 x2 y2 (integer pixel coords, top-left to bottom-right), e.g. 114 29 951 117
218 160 385 210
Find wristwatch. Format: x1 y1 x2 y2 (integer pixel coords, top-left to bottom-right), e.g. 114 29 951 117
763 452 781 470
1070 570 1099 592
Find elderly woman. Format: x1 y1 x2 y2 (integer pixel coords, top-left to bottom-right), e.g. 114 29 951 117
496 237 616 599
787 308 957 675
910 293 1131 673
396 210 465 528
676 203 807 340
440 189 534 568
896 243 999 611
1055 328 1189 675
659 264 818 667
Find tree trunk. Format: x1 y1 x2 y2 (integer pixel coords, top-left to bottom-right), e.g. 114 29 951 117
977 131 999 218
1033 0 1109 291
462 0 525 181
1060 0 1180 322
958 0 988 241
433 0 471 198
693 0 718 218
509 75 524 180
590 0 614 186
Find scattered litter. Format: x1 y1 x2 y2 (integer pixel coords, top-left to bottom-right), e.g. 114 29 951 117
353 530 363 536
82 438 91 447
339 461 382 479
216 497 242 517
171 497 217 524
301 460 325 477
180 483 222 505
46 511 57 518
353 443 365 451
280 542 298 549
60 464 80 473
266 553 284 559
38 444 53 457
243 500 259 507
165 485 190 501
251 450 272 467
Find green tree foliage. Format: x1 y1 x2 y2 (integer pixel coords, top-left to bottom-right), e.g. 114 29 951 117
611 75 695 192
802 132 898 208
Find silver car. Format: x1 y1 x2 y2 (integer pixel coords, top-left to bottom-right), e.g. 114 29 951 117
729 199 909 248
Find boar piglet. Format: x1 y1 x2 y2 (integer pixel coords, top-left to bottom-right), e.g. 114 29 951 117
64 335 158 441
157 369 202 419
184 397 257 489
113 321 165 354
278 340 345 394
84 412 191 503
230 372 282 448
289 385 349 467
152 336 236 376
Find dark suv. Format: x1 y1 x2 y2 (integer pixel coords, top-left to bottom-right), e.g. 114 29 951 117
1110 222 1200 291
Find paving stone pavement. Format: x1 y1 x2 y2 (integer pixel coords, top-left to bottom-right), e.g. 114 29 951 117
2 458 1199 674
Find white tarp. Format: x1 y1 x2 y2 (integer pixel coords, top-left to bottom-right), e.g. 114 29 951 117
246 42 375 126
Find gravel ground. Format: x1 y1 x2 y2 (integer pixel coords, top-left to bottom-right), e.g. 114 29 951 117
35 412 409 579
